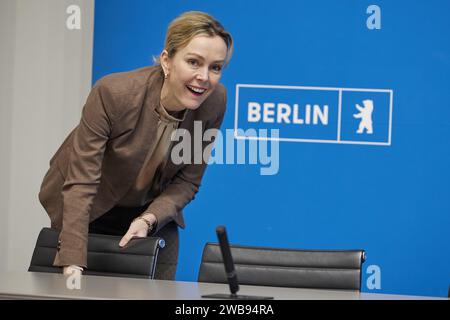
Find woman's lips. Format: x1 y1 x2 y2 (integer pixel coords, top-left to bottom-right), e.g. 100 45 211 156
186 84 207 96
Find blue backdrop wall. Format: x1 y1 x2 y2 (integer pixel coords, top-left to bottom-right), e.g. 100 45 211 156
92 0 450 297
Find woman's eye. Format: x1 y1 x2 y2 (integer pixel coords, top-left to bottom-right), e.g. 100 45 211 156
187 59 199 67
211 64 222 73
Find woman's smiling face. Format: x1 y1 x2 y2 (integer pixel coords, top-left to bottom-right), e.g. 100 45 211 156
160 34 228 111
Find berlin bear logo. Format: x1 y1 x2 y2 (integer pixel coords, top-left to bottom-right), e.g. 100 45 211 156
353 99 374 134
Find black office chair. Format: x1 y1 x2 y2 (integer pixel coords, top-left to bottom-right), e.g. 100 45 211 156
28 227 165 279
198 243 366 290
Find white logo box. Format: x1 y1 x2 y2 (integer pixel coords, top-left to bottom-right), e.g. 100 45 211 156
234 84 394 146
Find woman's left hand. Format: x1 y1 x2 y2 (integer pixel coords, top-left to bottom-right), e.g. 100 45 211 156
119 218 149 247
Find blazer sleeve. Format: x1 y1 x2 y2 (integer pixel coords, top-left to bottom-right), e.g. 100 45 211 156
144 87 227 231
54 80 117 268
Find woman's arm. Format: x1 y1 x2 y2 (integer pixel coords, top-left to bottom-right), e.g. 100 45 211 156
55 79 118 268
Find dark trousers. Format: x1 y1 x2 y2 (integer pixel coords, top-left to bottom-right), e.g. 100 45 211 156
89 205 179 280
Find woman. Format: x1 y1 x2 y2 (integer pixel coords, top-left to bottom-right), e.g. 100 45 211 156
38 11 233 280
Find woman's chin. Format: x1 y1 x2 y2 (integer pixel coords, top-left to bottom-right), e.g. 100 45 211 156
185 104 202 110
182 99 204 110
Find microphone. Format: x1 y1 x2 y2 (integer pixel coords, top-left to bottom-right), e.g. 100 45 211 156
216 226 239 295
201 226 273 299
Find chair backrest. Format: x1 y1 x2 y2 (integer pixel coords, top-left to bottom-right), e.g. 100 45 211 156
28 227 165 279
198 243 366 290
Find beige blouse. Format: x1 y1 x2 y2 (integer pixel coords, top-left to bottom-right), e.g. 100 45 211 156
117 102 187 207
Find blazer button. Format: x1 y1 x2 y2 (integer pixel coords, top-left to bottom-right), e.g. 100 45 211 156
57 240 61 251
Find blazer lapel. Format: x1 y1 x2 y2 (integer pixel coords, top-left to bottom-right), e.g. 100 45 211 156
99 68 164 205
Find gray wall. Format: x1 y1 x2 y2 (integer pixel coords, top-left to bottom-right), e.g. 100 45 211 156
0 0 94 271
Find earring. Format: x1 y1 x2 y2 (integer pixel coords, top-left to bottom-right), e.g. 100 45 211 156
164 72 169 79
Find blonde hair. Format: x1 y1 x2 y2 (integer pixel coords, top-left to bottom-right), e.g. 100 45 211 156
154 11 233 66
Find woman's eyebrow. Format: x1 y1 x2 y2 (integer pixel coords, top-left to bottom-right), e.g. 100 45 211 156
185 52 224 64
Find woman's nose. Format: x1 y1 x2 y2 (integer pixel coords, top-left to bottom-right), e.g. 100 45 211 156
196 67 209 82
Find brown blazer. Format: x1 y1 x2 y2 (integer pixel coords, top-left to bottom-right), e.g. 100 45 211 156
38 65 227 267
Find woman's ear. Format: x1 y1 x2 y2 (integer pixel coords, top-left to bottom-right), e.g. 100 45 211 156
160 50 170 77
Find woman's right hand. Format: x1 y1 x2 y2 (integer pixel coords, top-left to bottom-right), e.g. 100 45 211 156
63 265 83 276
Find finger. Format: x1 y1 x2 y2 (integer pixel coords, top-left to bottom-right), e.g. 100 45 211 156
63 266 73 276
119 232 133 247
64 266 81 276
63 267 70 275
